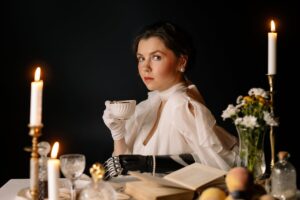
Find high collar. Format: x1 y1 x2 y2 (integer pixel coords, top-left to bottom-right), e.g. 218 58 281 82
158 82 186 101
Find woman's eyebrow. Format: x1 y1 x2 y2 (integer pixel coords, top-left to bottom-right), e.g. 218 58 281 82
150 50 166 55
137 50 166 56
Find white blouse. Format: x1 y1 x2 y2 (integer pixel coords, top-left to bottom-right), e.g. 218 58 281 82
123 82 238 171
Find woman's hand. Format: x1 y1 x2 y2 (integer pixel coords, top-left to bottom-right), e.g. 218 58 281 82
102 100 126 140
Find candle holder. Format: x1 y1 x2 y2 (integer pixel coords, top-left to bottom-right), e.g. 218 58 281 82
28 124 43 200
267 74 275 170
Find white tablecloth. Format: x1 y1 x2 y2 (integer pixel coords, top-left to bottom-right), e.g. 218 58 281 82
2 178 300 200
0 177 138 200
0 179 29 200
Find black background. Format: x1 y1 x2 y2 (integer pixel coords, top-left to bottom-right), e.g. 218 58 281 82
1 0 299 187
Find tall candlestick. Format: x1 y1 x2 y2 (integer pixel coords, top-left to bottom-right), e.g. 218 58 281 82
48 142 60 200
267 20 278 171
268 20 277 75
28 126 43 200
30 67 43 126
268 75 275 170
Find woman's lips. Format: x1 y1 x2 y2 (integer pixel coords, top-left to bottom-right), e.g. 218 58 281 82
144 77 154 82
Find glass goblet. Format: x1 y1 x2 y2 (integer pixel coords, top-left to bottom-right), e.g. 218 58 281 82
60 154 86 200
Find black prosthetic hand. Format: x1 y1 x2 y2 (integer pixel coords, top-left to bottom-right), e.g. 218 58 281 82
104 154 195 180
154 154 195 173
103 155 152 180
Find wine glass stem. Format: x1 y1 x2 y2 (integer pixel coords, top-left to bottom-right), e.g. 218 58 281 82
70 180 76 200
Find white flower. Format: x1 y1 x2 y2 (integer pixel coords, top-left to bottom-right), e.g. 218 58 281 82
263 111 278 126
248 88 267 98
241 116 259 129
222 104 238 120
236 95 244 104
234 117 243 125
236 101 245 109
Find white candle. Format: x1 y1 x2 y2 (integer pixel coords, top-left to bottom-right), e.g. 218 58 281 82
268 20 277 75
48 142 60 200
30 67 43 125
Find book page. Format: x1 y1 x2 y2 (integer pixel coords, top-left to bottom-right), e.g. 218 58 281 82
164 163 227 190
128 171 186 189
128 163 227 191
125 181 194 200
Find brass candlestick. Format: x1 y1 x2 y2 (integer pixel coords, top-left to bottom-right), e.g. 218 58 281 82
28 124 43 200
267 75 275 170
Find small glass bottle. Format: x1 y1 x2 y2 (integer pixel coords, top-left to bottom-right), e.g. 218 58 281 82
38 141 51 200
271 151 297 200
79 162 117 200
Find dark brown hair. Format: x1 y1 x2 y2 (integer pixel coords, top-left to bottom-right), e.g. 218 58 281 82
133 21 195 71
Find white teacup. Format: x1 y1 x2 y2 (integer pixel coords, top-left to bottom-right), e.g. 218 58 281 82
110 100 136 119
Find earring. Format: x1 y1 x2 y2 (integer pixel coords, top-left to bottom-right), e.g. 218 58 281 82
180 67 185 72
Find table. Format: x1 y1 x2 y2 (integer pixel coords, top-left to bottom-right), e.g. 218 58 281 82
0 177 137 200
2 178 300 200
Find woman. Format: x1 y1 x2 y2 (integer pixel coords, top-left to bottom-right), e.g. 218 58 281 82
103 21 238 179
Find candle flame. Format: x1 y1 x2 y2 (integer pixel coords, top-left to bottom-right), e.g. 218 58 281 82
51 142 59 159
34 67 41 81
271 20 276 32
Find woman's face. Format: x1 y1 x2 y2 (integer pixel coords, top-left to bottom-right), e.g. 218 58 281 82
136 37 186 91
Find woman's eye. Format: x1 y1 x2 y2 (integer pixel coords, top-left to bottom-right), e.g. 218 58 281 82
152 55 161 61
137 57 144 62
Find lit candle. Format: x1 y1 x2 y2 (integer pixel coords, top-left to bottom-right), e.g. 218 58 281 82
48 142 60 200
268 20 277 75
30 67 43 125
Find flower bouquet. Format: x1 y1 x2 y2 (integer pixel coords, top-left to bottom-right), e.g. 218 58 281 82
222 88 278 178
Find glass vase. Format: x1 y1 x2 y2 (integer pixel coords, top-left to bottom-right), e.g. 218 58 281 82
236 126 267 180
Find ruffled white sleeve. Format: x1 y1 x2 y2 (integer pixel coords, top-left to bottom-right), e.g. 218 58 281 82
170 97 238 171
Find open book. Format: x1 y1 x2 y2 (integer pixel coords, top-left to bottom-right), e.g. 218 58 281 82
124 163 227 200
